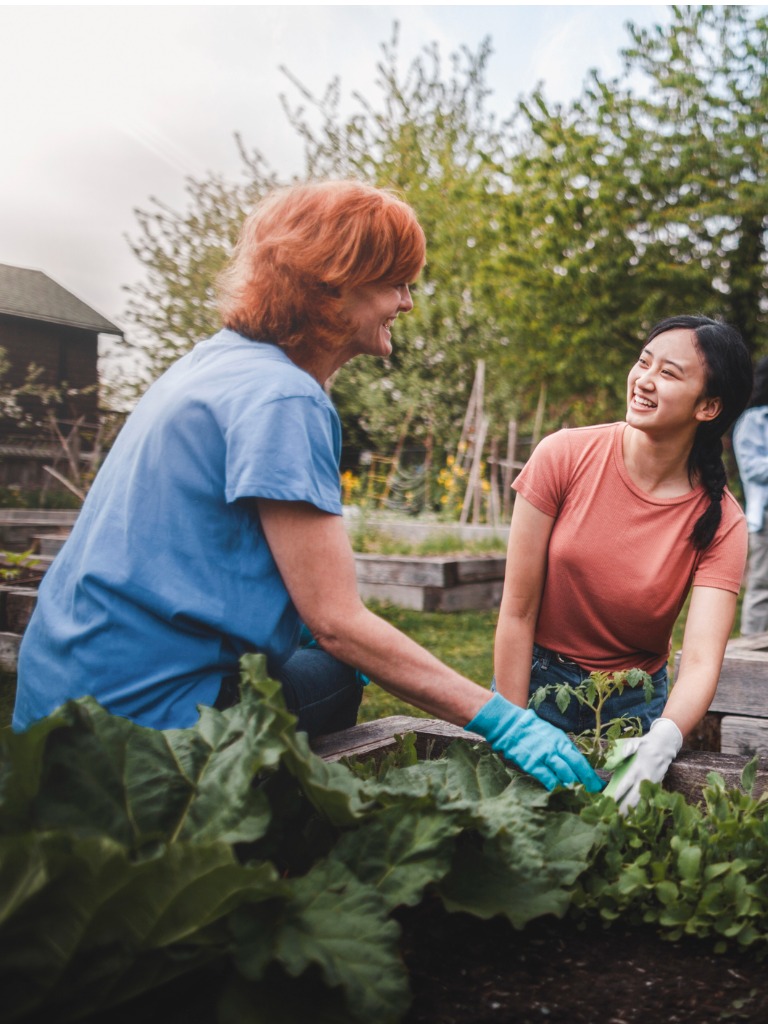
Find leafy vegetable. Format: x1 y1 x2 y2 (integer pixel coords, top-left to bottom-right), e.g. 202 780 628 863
1 656 767 1023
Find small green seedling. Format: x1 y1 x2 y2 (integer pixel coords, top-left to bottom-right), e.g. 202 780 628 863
0 548 41 580
529 667 653 768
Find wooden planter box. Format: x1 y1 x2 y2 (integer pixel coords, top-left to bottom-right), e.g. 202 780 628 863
311 715 768 803
676 631 768 757
0 564 44 672
354 553 505 612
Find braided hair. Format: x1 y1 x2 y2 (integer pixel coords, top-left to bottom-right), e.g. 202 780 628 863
646 315 753 551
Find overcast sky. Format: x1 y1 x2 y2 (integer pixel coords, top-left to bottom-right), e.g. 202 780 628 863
0 3 699 366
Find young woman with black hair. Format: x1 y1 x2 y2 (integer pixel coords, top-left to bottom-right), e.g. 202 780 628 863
493 315 754 809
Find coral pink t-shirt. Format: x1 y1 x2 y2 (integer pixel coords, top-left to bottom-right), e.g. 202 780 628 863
512 422 747 673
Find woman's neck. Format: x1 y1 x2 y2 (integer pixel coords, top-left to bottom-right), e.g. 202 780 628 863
621 423 697 498
284 343 348 389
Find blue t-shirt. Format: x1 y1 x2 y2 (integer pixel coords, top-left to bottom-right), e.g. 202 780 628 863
13 330 343 730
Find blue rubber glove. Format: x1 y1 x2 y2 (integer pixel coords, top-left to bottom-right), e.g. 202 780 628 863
465 693 604 793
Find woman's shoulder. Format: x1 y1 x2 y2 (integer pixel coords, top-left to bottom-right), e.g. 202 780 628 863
536 422 620 456
722 487 748 525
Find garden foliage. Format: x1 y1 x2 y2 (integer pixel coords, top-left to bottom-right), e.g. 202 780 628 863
1 656 767 1023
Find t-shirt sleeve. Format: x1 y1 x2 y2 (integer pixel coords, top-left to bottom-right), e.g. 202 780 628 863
224 393 343 514
511 430 569 518
692 492 748 594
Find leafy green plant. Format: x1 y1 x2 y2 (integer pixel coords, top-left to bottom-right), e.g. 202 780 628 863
0 548 41 581
529 667 654 767
2 657 767 1023
568 758 768 954
0 656 595 1023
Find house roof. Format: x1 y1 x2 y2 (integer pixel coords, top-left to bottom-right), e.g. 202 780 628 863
0 263 123 336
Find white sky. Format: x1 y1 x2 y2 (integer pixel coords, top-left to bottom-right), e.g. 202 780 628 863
0 2 736 368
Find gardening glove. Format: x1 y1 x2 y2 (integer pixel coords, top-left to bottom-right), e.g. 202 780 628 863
605 717 683 812
465 693 604 793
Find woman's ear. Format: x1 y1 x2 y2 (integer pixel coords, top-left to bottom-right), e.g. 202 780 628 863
696 395 723 422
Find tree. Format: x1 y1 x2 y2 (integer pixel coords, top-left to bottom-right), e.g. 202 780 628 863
278 26 518 458
489 5 768 434
123 152 278 385
612 4 768 353
123 8 768 463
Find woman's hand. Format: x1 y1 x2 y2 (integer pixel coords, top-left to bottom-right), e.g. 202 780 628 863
466 693 604 792
605 718 683 810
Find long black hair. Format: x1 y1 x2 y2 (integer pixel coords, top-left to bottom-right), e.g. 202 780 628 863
646 314 753 551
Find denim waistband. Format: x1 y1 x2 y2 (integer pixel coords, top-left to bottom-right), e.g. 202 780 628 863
532 643 580 668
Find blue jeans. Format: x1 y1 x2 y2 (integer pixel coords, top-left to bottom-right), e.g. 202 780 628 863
527 644 668 735
214 647 364 739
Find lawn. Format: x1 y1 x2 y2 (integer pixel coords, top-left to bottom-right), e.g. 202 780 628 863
357 602 499 722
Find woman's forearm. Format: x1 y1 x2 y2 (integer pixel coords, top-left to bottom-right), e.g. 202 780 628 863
661 586 738 738
492 612 535 707
310 602 491 726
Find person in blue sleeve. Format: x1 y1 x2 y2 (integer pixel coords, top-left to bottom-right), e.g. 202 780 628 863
12 180 601 794
733 356 768 634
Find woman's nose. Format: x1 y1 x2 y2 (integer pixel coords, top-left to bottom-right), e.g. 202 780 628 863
399 285 414 312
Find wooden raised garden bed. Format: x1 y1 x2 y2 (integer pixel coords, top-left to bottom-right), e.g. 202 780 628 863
353 552 506 611
311 713 768 802
0 564 44 673
675 630 768 757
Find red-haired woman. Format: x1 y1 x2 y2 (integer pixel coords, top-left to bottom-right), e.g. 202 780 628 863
14 181 600 794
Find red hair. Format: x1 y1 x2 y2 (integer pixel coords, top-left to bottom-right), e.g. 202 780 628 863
217 180 426 351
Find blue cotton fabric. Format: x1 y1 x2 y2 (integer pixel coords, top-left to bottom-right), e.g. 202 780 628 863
13 330 343 730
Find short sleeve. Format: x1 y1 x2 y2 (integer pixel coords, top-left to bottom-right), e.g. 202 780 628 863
512 430 570 518
692 493 748 594
224 393 343 514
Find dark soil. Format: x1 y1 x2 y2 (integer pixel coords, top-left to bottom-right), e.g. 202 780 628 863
399 899 768 1024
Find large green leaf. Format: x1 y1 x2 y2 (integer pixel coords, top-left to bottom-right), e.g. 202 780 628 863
330 805 459 909
439 811 598 927
0 657 299 850
232 858 409 1024
0 832 281 1022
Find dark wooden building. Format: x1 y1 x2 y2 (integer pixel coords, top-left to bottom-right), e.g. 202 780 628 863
0 264 123 490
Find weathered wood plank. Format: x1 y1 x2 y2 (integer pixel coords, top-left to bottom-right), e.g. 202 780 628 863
717 632 768 654
0 631 21 673
1 588 37 633
453 555 506 583
665 749 768 802
720 714 768 757
310 716 471 763
355 581 434 610
356 578 503 612
354 555 455 587
311 715 768 802
354 553 506 588
428 579 503 612
675 637 768 717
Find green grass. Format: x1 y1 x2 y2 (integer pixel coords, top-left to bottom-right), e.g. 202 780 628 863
358 601 498 723
349 530 507 556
